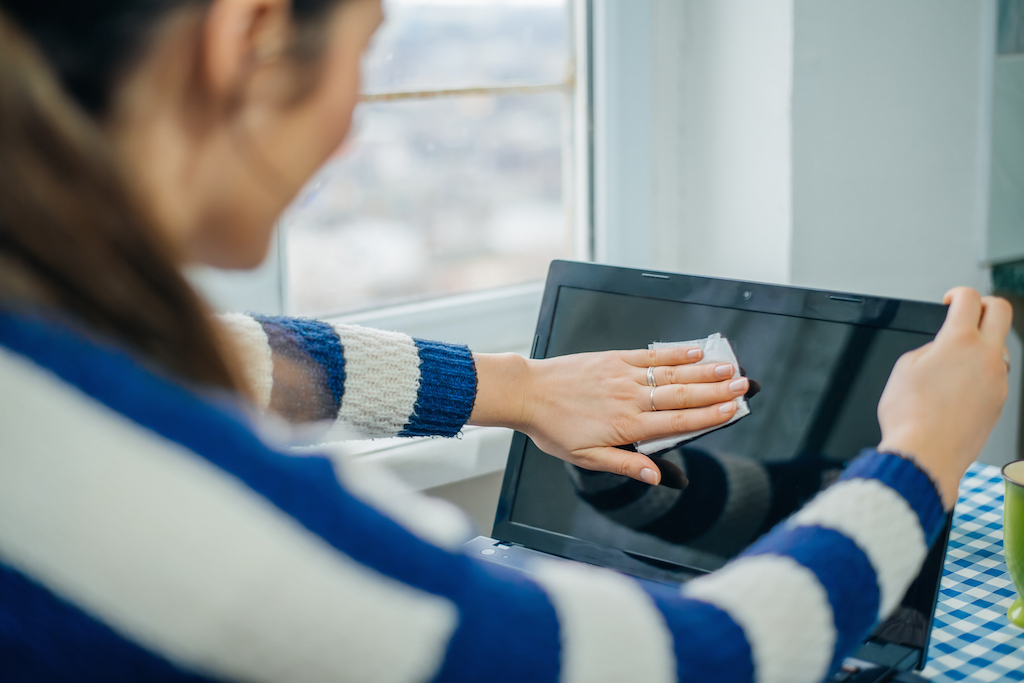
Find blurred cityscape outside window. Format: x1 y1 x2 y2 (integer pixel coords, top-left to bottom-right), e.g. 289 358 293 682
283 0 576 316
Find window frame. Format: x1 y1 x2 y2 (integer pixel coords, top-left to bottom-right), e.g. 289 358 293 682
193 0 629 354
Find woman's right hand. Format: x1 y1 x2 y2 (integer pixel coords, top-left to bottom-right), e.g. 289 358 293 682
877 287 1013 508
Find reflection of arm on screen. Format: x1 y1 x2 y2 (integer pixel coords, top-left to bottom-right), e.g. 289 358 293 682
567 446 847 559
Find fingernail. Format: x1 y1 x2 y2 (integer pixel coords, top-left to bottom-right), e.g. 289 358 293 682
640 468 659 485
719 401 736 414
729 378 748 392
687 349 702 360
715 364 733 378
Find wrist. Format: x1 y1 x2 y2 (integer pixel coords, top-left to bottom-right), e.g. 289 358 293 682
876 437 961 510
467 352 531 430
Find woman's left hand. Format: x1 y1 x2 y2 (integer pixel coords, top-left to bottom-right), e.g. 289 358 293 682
469 347 750 485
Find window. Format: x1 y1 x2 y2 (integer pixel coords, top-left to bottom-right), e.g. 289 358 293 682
282 0 582 318
192 0 600 354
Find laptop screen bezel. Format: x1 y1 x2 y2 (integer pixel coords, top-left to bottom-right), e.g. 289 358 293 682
491 259 951 670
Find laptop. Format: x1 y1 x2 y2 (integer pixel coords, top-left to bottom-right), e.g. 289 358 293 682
464 260 954 681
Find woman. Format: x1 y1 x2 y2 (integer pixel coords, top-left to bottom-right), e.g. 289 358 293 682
0 0 1012 681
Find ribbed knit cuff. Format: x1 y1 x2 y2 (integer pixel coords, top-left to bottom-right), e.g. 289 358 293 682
399 340 477 437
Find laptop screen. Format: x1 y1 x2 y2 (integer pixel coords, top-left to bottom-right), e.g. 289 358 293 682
497 270 951 659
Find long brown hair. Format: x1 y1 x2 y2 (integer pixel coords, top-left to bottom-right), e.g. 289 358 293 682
0 0 338 394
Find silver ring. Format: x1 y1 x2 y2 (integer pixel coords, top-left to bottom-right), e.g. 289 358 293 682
1004 349 1012 374
650 387 658 411
647 366 657 387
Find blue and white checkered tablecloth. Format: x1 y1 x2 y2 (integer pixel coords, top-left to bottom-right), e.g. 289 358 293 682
922 462 1024 682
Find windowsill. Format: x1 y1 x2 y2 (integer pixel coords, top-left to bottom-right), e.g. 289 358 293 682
307 425 514 492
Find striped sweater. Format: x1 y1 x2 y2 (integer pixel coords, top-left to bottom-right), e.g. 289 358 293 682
0 309 946 683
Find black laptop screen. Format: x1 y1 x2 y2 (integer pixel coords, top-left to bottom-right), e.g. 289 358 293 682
506 285 945 652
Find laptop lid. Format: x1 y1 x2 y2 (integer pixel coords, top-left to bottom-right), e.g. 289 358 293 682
491 260 952 671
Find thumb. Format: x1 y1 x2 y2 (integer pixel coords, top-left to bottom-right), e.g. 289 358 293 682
938 287 982 338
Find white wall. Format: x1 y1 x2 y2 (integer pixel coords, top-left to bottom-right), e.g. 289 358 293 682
654 0 795 284
600 0 795 281
637 0 997 301
591 0 654 268
790 0 995 302
988 54 1024 264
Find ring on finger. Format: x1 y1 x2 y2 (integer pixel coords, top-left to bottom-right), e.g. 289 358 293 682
650 387 658 411
647 366 658 388
1004 349 1012 374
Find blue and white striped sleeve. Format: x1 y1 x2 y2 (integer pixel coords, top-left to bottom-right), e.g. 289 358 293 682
1 309 947 683
219 313 477 438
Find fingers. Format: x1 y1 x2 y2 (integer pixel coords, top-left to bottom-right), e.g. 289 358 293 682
938 287 982 338
937 289 1013 357
648 377 748 411
649 362 736 387
637 399 739 440
621 345 703 368
573 447 665 485
979 296 1014 346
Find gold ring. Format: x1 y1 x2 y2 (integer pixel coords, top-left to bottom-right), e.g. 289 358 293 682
650 387 658 411
647 366 657 387
1004 349 1012 374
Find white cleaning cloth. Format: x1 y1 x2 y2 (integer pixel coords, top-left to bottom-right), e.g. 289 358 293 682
635 333 750 456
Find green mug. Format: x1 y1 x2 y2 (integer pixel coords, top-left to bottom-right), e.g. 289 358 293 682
1004 460 1024 627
